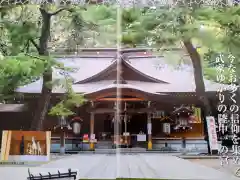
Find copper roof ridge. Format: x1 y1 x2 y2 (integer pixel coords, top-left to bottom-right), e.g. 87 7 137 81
75 47 183 52
77 48 151 52
51 48 187 58
54 54 189 58
55 55 116 58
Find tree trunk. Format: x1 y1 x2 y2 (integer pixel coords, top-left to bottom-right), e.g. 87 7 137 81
60 130 65 154
183 40 212 154
30 8 52 131
236 79 240 108
31 72 52 130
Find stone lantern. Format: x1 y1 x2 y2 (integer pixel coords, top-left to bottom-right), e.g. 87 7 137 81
54 116 71 154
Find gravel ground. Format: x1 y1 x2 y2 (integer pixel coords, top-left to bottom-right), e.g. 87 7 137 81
188 159 240 177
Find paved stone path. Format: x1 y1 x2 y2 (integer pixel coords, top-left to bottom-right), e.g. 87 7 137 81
189 159 240 177
39 154 239 179
0 154 239 179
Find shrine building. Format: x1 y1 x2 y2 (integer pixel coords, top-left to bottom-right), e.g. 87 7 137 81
0 48 230 152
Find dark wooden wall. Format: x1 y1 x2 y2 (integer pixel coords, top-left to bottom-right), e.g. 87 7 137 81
0 94 220 143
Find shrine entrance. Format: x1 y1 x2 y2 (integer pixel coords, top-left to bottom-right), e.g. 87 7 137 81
86 87 155 149
125 113 147 148
126 113 147 135
110 103 149 148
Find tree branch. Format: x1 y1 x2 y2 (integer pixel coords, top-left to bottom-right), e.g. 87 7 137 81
25 53 46 61
49 6 84 16
49 8 67 16
29 38 40 52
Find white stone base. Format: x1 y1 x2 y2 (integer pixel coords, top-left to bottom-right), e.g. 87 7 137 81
59 147 65 155
8 155 49 162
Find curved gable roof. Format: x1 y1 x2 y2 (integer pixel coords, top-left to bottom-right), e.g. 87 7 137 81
83 85 166 100
75 56 169 84
56 57 114 83
16 49 230 94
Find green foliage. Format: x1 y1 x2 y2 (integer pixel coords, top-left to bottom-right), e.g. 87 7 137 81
204 67 229 84
122 8 142 26
119 6 240 84
48 78 86 117
0 53 45 99
80 5 117 47
1 4 240 106
82 5 116 23
3 21 38 54
0 5 88 116
196 6 240 82
0 6 40 55
48 102 75 117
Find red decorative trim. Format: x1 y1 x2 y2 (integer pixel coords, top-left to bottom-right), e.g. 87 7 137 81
71 116 83 122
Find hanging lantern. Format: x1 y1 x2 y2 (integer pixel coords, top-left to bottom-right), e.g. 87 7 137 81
70 117 83 135
72 122 81 134
163 123 171 134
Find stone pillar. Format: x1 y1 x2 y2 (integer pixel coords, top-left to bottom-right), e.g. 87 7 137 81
147 101 152 150
90 112 95 150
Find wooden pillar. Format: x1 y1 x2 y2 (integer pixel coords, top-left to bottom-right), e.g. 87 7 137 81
124 114 128 146
147 101 152 150
89 101 95 150
90 112 95 150
124 102 128 146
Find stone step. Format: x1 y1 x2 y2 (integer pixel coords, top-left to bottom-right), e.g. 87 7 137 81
96 141 113 149
95 148 147 153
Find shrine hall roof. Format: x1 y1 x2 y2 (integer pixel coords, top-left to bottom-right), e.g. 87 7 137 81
16 49 229 94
